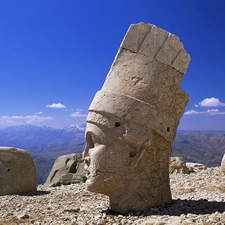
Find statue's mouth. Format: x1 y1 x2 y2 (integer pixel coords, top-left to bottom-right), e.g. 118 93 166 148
86 169 101 180
86 170 90 178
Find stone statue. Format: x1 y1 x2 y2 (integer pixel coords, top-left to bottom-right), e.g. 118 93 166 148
44 154 86 187
83 22 190 214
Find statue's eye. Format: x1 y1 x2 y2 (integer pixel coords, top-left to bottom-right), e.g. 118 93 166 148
115 122 120 127
86 132 102 148
86 132 94 148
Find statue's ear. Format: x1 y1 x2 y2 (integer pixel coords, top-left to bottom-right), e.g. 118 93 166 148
127 147 146 170
123 136 150 170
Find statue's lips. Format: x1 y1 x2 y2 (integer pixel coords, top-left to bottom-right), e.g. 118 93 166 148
86 170 91 178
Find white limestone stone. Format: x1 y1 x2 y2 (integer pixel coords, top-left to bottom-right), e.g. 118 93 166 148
83 22 190 214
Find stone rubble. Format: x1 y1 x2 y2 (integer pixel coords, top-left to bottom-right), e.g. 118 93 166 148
1 166 225 225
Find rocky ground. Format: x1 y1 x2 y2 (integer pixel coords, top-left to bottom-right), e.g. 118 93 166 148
1 166 225 225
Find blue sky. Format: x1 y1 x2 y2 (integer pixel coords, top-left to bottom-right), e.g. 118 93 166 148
0 0 225 130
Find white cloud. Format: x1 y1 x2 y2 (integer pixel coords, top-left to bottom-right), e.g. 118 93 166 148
198 97 225 107
194 104 199 107
184 109 225 116
46 103 66 109
184 110 200 115
0 115 53 127
35 112 43 115
70 111 87 117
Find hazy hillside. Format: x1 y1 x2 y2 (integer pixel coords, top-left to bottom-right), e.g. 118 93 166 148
0 125 225 184
0 124 85 154
172 130 225 167
0 124 86 184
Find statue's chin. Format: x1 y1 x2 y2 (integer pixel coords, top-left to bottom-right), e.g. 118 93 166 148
85 176 111 196
85 177 98 192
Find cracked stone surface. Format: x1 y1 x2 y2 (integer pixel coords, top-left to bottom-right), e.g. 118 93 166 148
83 22 190 214
0 147 37 195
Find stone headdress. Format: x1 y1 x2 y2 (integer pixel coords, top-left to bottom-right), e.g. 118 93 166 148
87 22 190 145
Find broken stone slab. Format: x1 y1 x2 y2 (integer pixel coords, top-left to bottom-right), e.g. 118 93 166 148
83 22 190 214
0 146 37 195
44 154 86 187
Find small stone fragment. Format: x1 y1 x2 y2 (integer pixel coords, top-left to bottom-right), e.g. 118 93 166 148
17 213 29 219
186 162 206 172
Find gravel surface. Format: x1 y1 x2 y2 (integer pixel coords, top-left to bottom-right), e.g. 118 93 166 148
1 166 225 224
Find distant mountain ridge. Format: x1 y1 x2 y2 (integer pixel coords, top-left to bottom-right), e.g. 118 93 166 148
0 125 225 184
172 130 225 167
0 124 85 154
0 124 86 184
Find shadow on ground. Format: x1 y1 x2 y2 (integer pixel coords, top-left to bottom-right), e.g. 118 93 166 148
20 190 50 196
103 199 225 216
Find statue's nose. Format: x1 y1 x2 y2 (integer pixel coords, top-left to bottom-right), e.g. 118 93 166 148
83 155 90 166
82 145 89 157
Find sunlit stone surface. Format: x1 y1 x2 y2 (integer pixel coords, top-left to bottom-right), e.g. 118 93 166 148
0 147 37 195
83 22 190 214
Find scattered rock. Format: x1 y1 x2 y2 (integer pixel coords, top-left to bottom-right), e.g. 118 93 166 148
186 162 206 172
17 212 29 219
1 167 225 224
0 146 37 195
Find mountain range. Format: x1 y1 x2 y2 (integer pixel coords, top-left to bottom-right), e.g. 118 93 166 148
172 130 225 167
0 124 85 184
0 125 225 184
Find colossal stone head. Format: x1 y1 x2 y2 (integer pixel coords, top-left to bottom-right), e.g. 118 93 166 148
83 22 190 214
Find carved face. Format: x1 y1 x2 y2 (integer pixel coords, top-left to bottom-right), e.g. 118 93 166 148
83 123 130 196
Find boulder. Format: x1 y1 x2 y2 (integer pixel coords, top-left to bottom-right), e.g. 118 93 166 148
0 147 37 195
186 162 206 172
83 22 190 214
44 154 86 187
169 156 190 174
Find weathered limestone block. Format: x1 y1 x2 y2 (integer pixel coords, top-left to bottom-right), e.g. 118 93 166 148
83 22 190 214
44 154 86 187
169 156 190 174
0 147 37 195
